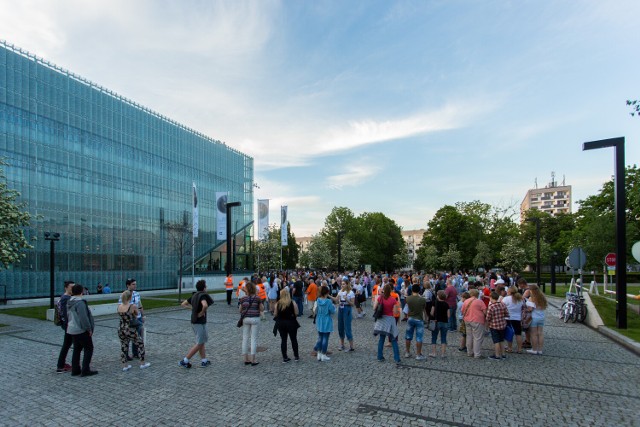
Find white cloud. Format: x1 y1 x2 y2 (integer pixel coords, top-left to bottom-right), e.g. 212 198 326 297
326 164 378 190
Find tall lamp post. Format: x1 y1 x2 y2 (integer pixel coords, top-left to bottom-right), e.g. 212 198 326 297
44 232 60 309
526 218 542 292
225 202 242 276
583 137 627 329
337 231 344 272
550 251 557 295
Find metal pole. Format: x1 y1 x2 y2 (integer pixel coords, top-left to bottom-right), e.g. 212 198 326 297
550 252 556 295
49 239 55 309
226 208 232 276
536 220 542 292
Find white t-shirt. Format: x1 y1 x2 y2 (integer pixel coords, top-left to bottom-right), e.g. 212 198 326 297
337 290 354 308
526 300 545 320
502 295 523 321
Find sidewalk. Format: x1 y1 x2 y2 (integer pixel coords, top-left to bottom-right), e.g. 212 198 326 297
0 300 638 426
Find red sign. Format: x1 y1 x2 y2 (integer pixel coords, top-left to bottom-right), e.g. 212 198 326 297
605 253 616 267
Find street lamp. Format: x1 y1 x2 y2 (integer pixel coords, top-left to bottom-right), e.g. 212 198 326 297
550 251 557 295
525 217 542 292
337 231 344 272
225 201 242 276
583 137 627 329
44 232 60 309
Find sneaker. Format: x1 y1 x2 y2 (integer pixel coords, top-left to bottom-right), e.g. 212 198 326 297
56 368 66 374
338 346 345 351
201 360 211 367
294 357 300 362
526 349 538 355
489 355 501 361
320 354 330 362
80 370 98 377
63 363 72 372
458 347 467 352
179 360 192 369
346 348 355 352
404 352 411 358
378 358 385 362
429 353 436 358
501 355 507 360
415 355 426 361
122 365 132 372
537 351 543 355
282 358 291 363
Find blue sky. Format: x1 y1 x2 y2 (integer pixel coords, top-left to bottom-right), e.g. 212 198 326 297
1 0 638 236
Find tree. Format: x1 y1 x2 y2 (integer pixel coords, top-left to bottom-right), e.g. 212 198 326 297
0 159 32 270
165 220 191 302
320 207 356 262
254 224 282 272
414 244 439 272
350 212 404 271
338 238 361 271
300 234 332 270
439 243 462 271
473 241 493 270
627 99 640 117
499 237 526 273
282 222 299 269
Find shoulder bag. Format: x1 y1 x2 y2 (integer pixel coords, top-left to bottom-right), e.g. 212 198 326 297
237 296 254 328
373 297 384 320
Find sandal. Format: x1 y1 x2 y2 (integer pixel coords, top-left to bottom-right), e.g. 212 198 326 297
505 349 513 353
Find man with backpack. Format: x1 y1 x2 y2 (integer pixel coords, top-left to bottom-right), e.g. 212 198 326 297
67 284 97 376
55 280 74 373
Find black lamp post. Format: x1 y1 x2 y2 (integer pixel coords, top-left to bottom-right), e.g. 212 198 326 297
526 217 542 292
583 137 627 329
550 251 557 295
225 202 242 276
44 232 60 309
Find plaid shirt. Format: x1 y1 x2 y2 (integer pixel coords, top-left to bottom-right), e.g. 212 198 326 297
485 301 509 330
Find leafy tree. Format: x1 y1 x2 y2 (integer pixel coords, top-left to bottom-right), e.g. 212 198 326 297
473 241 493 270
627 99 640 117
282 222 299 269
350 211 404 272
0 159 32 270
254 224 282 272
414 244 439 272
439 243 462 271
320 207 356 262
164 220 191 301
499 237 526 273
299 234 332 270
524 239 552 272
338 238 361 271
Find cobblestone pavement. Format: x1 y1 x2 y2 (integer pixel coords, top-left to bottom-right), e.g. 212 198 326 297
0 297 638 426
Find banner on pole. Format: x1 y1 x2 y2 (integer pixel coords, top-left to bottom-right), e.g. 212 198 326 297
258 199 269 240
281 206 288 246
216 192 228 240
192 182 199 238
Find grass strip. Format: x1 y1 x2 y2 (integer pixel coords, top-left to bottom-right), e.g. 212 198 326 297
590 294 640 342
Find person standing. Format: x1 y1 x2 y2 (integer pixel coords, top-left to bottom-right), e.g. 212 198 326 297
462 289 487 359
485 291 510 360
444 278 458 332
337 280 355 352
305 279 318 319
118 278 144 360
502 286 524 353
292 276 304 317
103 283 111 294
404 284 427 360
56 280 74 373
274 288 300 362
225 274 234 305
314 286 336 362
429 290 450 358
179 280 214 368
525 284 547 355
239 281 264 366
117 290 151 371
373 284 401 364
66 284 97 377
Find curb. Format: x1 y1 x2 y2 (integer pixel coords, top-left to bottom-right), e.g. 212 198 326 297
597 326 640 357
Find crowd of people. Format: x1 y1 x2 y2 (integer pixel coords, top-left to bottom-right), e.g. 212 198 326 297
54 270 547 377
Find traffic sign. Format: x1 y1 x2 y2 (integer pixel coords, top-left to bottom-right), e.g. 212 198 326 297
632 241 640 264
568 247 587 270
604 252 616 267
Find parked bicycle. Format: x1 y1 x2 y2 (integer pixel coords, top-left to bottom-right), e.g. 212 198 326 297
560 292 587 323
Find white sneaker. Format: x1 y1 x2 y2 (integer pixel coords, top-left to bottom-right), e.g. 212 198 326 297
122 365 132 372
140 362 151 369
526 349 538 355
317 352 322 361
415 355 426 360
404 352 411 358
320 354 331 362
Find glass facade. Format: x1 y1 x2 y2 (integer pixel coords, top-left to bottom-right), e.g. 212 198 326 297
0 42 254 299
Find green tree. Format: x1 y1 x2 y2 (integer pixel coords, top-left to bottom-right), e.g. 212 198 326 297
351 212 404 271
254 224 282 271
0 159 32 270
439 243 462 271
473 241 493 270
414 244 439 272
300 234 332 270
499 237 526 273
320 206 356 262
627 99 640 117
338 238 361 271
282 222 299 269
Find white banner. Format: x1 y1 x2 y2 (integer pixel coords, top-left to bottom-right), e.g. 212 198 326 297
281 205 288 247
216 192 228 240
258 199 269 240
192 182 199 238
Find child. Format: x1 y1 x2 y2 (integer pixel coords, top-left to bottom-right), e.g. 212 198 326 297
457 292 470 352
485 291 509 360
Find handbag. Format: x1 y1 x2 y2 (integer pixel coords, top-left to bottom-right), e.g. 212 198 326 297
373 297 384 320
128 305 140 328
504 323 515 342
427 319 437 331
521 304 532 329
237 296 254 328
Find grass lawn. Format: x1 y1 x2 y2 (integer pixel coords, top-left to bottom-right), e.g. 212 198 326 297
590 294 640 342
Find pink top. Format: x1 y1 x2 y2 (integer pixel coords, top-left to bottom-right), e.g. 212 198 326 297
377 296 397 317
462 298 486 324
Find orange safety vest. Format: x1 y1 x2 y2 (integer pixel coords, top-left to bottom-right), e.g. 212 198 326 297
225 275 233 290
257 282 267 300
372 284 379 298
236 280 245 297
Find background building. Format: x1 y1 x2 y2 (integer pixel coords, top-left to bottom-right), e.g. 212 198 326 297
520 173 571 222
0 42 253 299
402 229 426 270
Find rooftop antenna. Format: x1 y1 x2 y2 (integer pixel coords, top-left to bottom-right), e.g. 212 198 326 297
551 171 556 187
534 177 538 189
563 174 566 186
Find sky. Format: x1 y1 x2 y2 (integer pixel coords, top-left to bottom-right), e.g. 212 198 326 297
1 0 639 237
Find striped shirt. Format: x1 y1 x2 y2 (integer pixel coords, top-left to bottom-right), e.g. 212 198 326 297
239 296 261 318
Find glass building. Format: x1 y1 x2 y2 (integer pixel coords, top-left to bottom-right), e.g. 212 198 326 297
0 41 254 299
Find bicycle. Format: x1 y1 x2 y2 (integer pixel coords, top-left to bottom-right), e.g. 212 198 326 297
560 292 587 323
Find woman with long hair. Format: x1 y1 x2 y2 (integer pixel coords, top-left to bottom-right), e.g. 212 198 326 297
502 286 524 353
314 285 336 362
274 288 300 362
373 284 401 363
525 284 547 355
239 281 264 366
117 290 150 371
337 280 355 352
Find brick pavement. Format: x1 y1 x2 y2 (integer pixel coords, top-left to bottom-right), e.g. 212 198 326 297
0 297 638 426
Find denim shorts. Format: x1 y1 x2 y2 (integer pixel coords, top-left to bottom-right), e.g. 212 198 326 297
405 318 424 343
530 318 544 328
490 328 505 344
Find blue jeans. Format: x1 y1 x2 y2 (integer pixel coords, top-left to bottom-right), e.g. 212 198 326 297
315 332 330 353
448 306 457 331
377 334 400 362
431 322 448 344
293 296 303 316
405 318 424 343
338 306 353 341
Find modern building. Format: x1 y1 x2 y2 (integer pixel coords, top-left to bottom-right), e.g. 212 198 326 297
0 41 254 299
520 173 571 222
402 229 426 270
